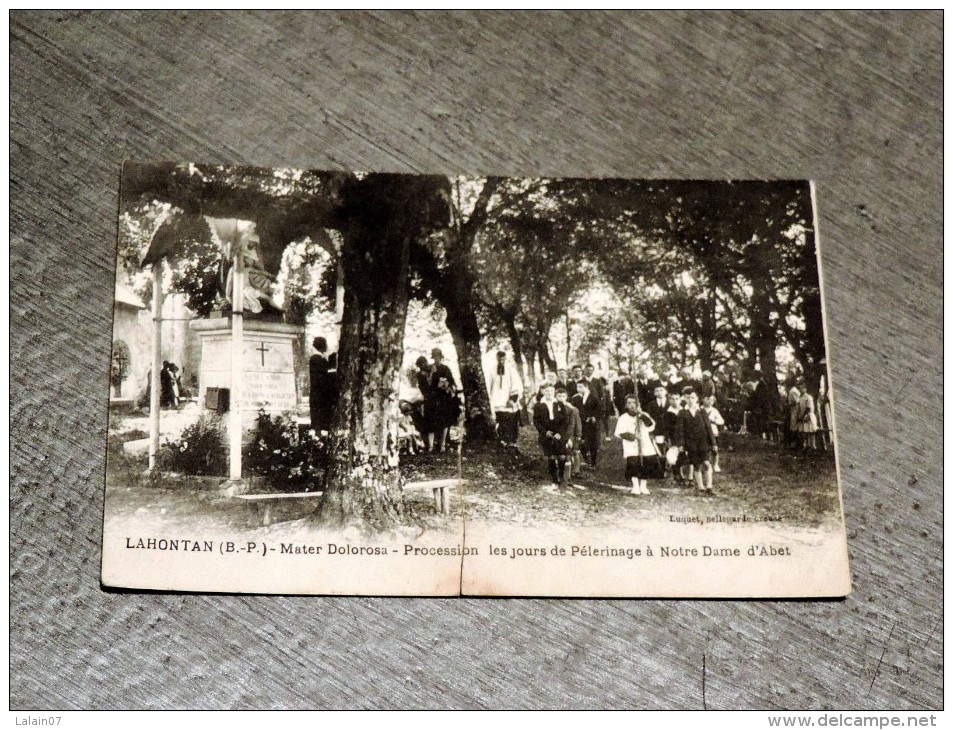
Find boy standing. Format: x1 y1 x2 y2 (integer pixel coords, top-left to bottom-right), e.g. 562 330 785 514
572 380 602 467
557 388 584 487
676 390 717 493
533 383 573 488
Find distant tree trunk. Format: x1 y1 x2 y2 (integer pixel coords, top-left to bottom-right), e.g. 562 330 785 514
745 336 759 377
538 332 557 373
799 288 827 397
547 337 559 372
318 175 447 528
445 304 496 442
511 352 527 390
524 349 538 387
441 244 497 442
505 319 526 386
699 289 717 373
537 346 549 373
751 287 781 416
564 310 572 365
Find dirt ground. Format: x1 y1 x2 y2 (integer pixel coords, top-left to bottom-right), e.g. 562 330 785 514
103 417 842 541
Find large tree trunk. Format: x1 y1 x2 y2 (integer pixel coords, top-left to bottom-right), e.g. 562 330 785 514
445 305 496 442
318 278 408 527
317 175 448 528
317 236 409 527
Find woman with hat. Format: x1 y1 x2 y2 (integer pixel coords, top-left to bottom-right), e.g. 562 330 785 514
426 348 459 453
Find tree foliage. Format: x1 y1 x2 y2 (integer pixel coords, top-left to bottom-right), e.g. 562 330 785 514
577 180 819 387
119 162 828 528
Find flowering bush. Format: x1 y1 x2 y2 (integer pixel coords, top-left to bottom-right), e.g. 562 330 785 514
244 410 327 490
158 413 227 476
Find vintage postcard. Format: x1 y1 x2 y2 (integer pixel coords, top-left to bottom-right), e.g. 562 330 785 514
101 162 850 597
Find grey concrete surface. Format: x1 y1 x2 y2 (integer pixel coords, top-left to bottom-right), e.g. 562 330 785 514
11 11 942 709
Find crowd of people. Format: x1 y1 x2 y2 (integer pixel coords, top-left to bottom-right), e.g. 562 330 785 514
309 338 463 455
485 355 831 496
521 365 723 495
305 339 831 497
138 360 191 410
399 348 462 454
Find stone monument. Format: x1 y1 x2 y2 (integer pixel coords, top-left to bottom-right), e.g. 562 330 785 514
189 316 303 433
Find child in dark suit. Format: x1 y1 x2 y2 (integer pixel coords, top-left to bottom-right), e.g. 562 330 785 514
676 390 717 493
533 384 574 489
571 380 602 467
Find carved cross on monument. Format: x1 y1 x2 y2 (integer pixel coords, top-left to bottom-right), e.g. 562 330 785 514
112 347 129 397
256 341 270 367
113 348 128 373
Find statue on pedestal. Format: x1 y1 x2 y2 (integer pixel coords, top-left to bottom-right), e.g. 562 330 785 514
207 218 283 318
224 230 283 316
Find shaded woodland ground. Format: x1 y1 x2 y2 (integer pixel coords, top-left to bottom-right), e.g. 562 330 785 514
104 420 840 539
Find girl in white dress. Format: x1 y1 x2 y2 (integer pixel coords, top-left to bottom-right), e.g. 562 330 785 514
796 382 819 451
703 395 725 473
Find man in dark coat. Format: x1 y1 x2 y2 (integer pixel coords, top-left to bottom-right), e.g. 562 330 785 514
159 361 175 408
535 371 559 404
678 367 702 399
749 374 775 440
664 392 684 480
309 337 333 432
571 380 603 467
556 387 583 485
567 365 585 399
644 384 670 449
634 367 660 410
663 370 679 398
583 364 607 411
427 347 459 453
555 368 570 394
533 383 573 488
612 369 636 415
676 390 717 493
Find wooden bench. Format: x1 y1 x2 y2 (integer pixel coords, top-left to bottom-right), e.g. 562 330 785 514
234 491 324 526
404 478 464 515
236 479 464 524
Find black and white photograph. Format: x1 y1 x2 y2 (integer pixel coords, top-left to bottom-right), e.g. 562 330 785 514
14 9 941 711
102 161 849 597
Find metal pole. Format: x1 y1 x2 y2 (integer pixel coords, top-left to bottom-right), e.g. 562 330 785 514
148 260 164 471
229 249 244 482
